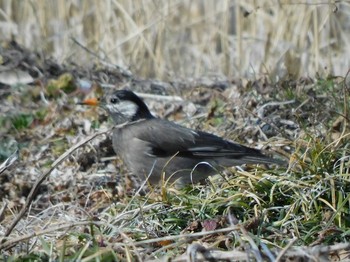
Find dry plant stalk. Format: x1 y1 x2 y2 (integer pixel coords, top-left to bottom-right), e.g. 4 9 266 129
0 0 348 78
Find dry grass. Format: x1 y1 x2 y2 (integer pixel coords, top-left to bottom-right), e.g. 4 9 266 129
1 0 350 261
0 0 349 79
0 50 349 259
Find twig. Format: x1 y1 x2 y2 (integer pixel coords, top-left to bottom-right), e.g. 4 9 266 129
0 145 18 175
0 202 8 223
51 127 111 167
1 127 113 243
187 243 216 262
135 92 184 102
0 221 105 250
256 100 295 119
172 248 248 262
132 226 239 246
71 37 132 78
275 238 298 262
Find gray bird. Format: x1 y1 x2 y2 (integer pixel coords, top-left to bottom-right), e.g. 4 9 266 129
81 90 284 186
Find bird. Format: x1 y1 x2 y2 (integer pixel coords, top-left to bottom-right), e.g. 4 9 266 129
80 89 285 187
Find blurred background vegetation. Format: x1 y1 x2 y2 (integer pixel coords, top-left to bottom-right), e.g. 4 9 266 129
0 0 348 80
2 1 350 260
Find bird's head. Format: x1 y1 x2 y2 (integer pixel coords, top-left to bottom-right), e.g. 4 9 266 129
80 90 154 125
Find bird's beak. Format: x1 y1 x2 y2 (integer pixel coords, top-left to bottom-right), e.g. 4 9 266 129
78 97 99 106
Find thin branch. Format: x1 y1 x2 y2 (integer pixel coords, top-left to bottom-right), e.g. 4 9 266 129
275 238 298 262
0 221 105 250
0 145 18 175
70 37 132 78
1 127 113 242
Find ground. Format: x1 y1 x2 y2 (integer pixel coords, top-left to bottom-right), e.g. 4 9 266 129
0 41 350 261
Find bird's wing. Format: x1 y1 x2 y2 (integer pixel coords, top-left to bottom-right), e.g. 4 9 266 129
127 119 282 165
128 118 198 157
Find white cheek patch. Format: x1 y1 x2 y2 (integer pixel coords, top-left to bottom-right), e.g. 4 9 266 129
107 101 138 119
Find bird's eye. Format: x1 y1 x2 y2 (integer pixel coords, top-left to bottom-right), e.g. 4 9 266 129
110 98 118 104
